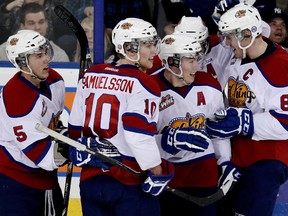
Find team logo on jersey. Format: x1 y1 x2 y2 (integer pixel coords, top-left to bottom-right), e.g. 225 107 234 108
163 37 175 45
41 99 47 117
235 9 246 18
9 38 19 46
121 22 133 30
169 113 205 129
228 77 255 107
159 94 174 111
48 114 60 131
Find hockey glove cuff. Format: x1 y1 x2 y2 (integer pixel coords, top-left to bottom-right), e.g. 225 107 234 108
206 107 254 139
142 160 175 196
218 161 241 195
69 136 121 169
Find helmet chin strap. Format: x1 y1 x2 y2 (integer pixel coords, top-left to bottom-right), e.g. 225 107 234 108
124 44 141 68
238 36 255 59
20 63 47 82
167 64 190 86
125 54 140 68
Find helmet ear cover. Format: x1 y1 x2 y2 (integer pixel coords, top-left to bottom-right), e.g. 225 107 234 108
124 42 139 53
15 55 27 68
168 55 180 68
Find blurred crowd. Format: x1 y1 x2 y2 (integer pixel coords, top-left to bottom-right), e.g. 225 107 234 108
0 0 287 62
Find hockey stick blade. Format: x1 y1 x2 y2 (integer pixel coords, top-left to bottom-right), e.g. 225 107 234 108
166 186 224 207
35 123 225 206
54 5 90 79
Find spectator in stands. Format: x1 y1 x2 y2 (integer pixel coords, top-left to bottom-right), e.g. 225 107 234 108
0 0 59 43
0 0 73 59
64 0 94 22
73 15 115 64
262 7 288 50
0 0 24 44
161 0 218 35
104 0 151 30
0 3 69 61
55 0 94 61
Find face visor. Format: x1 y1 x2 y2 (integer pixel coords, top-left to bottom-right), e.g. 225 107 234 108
218 28 252 44
126 35 161 54
19 40 54 65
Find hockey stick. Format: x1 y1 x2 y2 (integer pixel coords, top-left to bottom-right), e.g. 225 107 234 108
54 5 93 216
35 123 227 207
54 5 92 79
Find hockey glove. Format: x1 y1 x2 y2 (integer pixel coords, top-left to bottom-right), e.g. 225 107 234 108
161 127 210 155
212 0 256 24
142 160 175 196
218 161 241 195
69 136 121 169
206 107 254 139
212 0 239 24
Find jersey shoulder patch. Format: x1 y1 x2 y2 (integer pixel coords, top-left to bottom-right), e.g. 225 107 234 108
194 71 222 91
258 47 288 87
3 72 39 117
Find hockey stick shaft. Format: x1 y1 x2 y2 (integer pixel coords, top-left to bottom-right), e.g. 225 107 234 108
54 5 92 216
54 5 92 78
35 123 225 206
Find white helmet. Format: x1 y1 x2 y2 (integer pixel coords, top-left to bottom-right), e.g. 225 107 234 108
159 34 203 79
6 30 53 72
174 16 209 54
218 3 262 40
112 18 159 57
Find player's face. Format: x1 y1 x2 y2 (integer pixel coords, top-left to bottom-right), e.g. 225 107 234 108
138 41 157 71
21 12 48 37
27 49 52 80
225 30 252 58
181 56 200 84
268 17 287 44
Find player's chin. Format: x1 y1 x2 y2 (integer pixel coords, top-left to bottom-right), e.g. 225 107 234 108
41 68 50 77
143 60 153 69
187 74 195 83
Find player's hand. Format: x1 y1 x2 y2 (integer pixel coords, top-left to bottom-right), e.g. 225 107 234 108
142 160 175 196
206 107 254 139
55 123 70 160
218 161 241 195
212 0 239 23
212 0 256 24
69 137 121 169
161 127 210 155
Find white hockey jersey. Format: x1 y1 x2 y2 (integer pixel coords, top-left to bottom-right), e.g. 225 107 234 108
0 69 65 190
203 40 234 90
68 63 162 185
224 38 288 167
152 71 230 187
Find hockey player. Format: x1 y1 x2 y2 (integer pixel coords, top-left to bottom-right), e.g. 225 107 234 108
0 30 68 215
206 3 288 216
174 14 271 89
153 33 239 216
68 18 176 216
